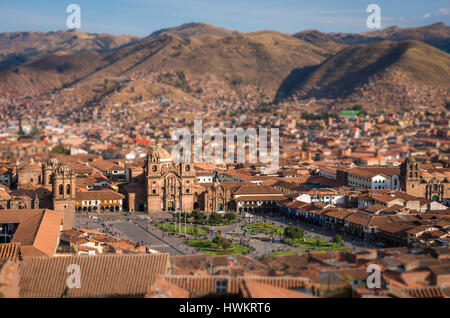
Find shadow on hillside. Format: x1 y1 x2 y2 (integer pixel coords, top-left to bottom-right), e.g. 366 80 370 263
273 65 318 102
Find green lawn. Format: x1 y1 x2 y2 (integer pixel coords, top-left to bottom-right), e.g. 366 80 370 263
265 251 300 257
286 237 348 251
156 223 207 237
187 240 253 256
244 222 284 235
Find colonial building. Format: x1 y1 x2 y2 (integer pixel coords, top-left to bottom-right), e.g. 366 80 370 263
123 145 275 214
400 157 450 204
46 159 76 230
144 144 195 213
4 158 76 230
75 189 124 212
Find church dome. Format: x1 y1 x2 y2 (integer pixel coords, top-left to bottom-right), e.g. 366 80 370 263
149 143 172 162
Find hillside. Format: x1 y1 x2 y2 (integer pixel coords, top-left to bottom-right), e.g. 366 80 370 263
0 29 139 68
293 29 347 53
295 23 450 53
0 27 329 99
276 40 450 106
0 22 449 109
149 22 238 38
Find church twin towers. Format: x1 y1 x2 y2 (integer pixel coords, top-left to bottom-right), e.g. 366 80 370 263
144 144 195 213
42 158 76 229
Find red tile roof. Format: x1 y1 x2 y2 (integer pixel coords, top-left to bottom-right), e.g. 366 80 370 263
19 253 170 297
0 209 63 257
0 243 21 262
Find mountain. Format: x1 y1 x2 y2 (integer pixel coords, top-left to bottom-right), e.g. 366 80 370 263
0 26 329 98
335 23 450 52
293 29 347 53
276 40 450 106
0 23 449 109
0 29 139 68
294 23 450 53
149 22 238 38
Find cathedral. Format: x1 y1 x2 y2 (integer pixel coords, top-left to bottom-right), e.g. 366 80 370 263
1 158 76 230
144 144 195 212
124 144 234 213
400 157 450 203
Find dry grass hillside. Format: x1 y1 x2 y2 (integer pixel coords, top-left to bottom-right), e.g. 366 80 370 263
276 40 450 101
0 25 329 98
0 29 139 68
0 22 448 109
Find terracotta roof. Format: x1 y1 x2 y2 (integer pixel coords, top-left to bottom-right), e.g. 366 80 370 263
146 276 190 298
18 162 42 173
75 189 125 201
428 264 450 276
0 243 21 262
0 209 63 257
405 286 447 298
235 195 287 202
240 279 316 298
19 253 170 297
0 189 11 200
347 166 399 179
160 275 310 296
234 185 283 196
91 159 124 171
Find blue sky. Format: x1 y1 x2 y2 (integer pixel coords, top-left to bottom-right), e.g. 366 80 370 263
0 0 449 36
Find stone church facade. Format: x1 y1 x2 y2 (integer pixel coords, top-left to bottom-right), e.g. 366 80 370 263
400 157 450 203
144 145 195 213
2 158 76 230
124 144 234 213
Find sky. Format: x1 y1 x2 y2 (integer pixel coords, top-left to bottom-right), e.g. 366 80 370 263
0 0 449 36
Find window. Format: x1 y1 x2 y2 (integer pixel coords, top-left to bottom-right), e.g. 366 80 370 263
152 189 156 194
66 184 71 195
186 165 190 171
152 165 157 172
59 184 63 195
215 280 228 293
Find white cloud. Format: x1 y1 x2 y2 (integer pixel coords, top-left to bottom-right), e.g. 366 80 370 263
437 8 449 15
423 13 431 19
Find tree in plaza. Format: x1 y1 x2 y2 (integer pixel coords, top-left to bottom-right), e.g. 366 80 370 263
208 212 222 225
221 239 233 250
212 235 225 245
284 226 305 240
212 234 230 250
192 210 206 224
224 212 236 223
333 234 343 245
212 234 233 250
